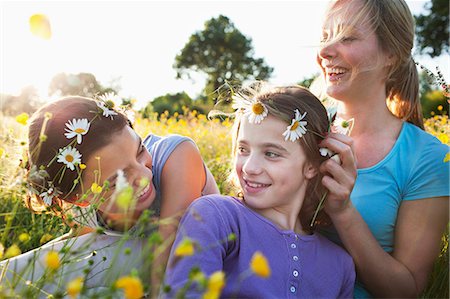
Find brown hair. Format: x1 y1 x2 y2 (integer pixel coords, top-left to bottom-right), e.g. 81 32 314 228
231 83 330 231
323 0 423 128
26 96 130 214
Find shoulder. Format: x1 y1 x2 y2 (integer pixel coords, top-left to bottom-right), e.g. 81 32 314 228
144 134 195 152
314 233 354 266
185 195 244 223
401 123 448 156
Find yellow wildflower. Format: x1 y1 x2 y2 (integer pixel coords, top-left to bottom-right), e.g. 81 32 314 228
66 277 84 298
203 271 225 299
40 233 53 245
90 183 103 194
116 186 134 209
250 251 271 278
5 244 21 258
46 251 60 270
438 133 449 145
15 113 29 125
0 243 4 259
79 164 87 170
115 276 144 299
18 233 30 243
174 238 195 257
444 153 450 163
437 105 443 111
0 148 4 158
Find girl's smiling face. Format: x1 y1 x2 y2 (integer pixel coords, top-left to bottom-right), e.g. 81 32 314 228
235 115 316 214
81 126 156 229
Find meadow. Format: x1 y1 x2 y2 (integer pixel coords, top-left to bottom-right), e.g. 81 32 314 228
0 110 448 298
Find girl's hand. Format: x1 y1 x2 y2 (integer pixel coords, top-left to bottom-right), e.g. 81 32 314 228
319 133 357 216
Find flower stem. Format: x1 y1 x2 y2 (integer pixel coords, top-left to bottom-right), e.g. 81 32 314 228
310 190 328 228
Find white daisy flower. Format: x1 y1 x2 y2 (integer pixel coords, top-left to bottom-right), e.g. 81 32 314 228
40 186 61 206
244 102 268 124
64 118 90 144
282 109 308 142
98 92 122 109
96 101 118 120
319 147 333 157
332 117 354 135
57 146 82 171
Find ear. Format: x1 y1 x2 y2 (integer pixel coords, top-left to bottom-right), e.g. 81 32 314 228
303 162 318 180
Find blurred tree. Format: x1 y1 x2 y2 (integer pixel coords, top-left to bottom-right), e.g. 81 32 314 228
298 73 319 89
415 0 449 57
174 15 273 103
48 72 116 98
0 86 43 115
141 92 205 118
419 70 448 117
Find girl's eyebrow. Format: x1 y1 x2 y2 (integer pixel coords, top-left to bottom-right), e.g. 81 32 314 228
262 143 289 153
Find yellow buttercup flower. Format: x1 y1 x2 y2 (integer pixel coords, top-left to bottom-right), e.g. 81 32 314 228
18 233 31 243
437 105 443 111
202 271 226 299
79 164 87 170
66 277 84 298
90 183 103 194
438 133 449 145
250 251 271 278
174 238 195 257
115 276 144 299
444 153 450 163
15 113 29 125
5 244 21 258
40 233 53 245
46 251 60 270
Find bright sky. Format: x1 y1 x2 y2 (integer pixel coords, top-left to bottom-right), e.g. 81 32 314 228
1 0 448 109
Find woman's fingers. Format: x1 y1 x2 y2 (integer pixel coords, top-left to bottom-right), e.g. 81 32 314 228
319 133 357 176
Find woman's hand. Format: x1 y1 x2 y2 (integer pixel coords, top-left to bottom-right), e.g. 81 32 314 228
319 132 357 216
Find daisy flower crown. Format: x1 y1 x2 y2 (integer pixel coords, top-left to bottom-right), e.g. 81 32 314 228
27 93 126 207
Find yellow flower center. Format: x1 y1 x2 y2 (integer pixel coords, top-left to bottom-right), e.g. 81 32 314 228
65 154 74 162
342 121 349 128
74 128 85 133
290 121 299 131
252 103 264 115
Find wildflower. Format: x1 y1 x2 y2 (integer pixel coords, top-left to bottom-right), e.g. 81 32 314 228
79 164 87 170
18 233 31 243
16 113 29 125
0 148 4 158
437 105 443 111
444 153 450 163
250 251 271 278
40 186 60 206
282 109 307 142
98 92 122 109
333 117 354 135
204 271 225 299
66 277 84 298
90 183 103 194
174 238 195 257
57 146 82 170
40 233 53 245
116 186 134 210
115 276 144 299
29 14 51 39
64 118 90 144
244 102 268 124
438 133 449 145
0 243 4 259
5 244 21 258
96 101 118 120
46 251 60 270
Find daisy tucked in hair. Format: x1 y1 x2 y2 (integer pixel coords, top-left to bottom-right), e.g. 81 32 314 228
163 83 356 298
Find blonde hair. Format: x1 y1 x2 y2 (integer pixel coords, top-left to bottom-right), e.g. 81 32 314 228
229 82 330 231
323 0 423 128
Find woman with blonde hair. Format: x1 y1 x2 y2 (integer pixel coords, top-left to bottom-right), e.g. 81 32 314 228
316 0 449 297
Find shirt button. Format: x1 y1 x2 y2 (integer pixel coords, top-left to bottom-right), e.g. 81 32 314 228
290 243 297 249
293 255 299 261
290 286 296 293
293 270 299 277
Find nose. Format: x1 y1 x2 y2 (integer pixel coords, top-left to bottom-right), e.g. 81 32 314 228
318 40 337 63
242 153 263 176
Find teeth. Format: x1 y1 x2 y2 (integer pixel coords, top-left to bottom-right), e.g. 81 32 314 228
328 67 346 74
247 181 268 188
136 184 150 198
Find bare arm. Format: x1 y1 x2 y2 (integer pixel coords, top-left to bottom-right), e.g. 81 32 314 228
150 141 206 296
320 133 449 297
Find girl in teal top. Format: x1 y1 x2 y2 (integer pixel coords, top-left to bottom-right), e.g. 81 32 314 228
316 0 449 297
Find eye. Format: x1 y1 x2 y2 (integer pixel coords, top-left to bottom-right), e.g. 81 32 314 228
237 146 248 154
138 143 146 155
341 36 356 43
265 151 280 158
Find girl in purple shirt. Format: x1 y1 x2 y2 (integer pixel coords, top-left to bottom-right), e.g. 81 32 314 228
163 84 356 298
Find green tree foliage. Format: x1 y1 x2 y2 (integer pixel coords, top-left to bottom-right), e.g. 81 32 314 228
174 15 273 103
415 0 449 57
48 72 116 98
419 70 448 117
141 92 204 118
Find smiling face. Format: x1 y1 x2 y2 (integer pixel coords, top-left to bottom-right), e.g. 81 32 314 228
235 115 316 215
80 126 156 229
317 0 391 101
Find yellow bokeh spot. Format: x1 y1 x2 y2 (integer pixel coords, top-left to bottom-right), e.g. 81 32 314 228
29 14 52 40
67 277 84 298
174 238 195 257
18 233 30 243
46 251 60 270
15 113 29 125
250 251 271 278
115 276 144 299
90 183 103 194
0 243 4 259
5 244 21 258
0 148 4 158
437 105 443 111
116 186 134 209
206 271 225 293
438 133 449 145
